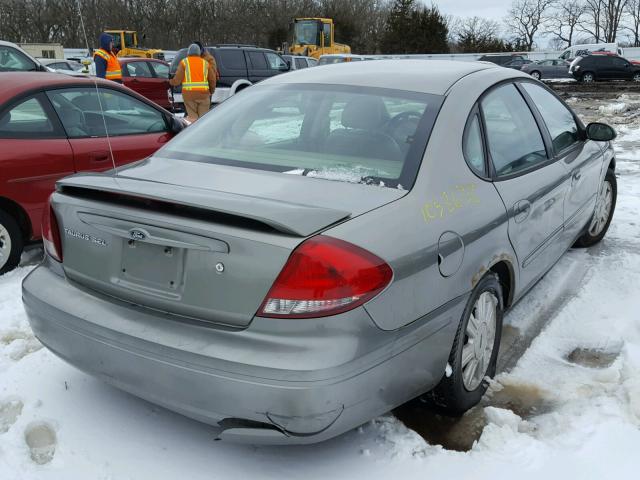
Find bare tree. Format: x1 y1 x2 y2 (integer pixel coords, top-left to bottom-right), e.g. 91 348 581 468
625 0 640 45
546 0 585 47
582 0 627 42
506 0 555 50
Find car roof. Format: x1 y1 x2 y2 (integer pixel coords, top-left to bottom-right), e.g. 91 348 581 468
264 59 510 96
0 72 128 104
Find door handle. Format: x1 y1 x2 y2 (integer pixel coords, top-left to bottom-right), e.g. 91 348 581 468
89 151 110 162
513 200 531 223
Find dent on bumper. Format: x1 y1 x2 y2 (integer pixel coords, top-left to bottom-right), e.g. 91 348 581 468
22 265 463 444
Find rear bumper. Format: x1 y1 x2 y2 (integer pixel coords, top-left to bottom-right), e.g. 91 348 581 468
22 263 462 444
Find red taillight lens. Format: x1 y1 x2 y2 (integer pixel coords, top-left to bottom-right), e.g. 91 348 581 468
42 196 62 262
259 236 392 318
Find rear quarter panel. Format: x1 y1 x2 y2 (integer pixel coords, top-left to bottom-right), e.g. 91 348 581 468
326 67 520 332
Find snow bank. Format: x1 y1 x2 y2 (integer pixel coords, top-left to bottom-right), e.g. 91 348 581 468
598 102 627 115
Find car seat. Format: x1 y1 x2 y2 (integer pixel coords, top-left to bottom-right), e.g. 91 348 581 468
325 96 402 161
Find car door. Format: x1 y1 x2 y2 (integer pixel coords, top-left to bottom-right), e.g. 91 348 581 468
0 93 74 237
45 86 172 173
554 60 570 78
294 57 307 70
520 82 604 244
148 61 171 109
122 61 157 102
246 50 271 83
597 56 615 79
480 83 569 291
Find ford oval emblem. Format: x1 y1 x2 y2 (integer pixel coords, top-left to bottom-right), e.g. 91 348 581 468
129 229 147 241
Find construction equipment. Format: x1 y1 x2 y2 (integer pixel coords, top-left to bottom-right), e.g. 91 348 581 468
287 18 350 59
104 30 164 60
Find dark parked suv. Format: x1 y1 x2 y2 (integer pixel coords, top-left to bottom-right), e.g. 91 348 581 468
169 45 289 109
569 55 640 82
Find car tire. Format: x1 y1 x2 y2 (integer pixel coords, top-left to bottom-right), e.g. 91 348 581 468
0 210 24 275
530 71 541 80
633 73 640 82
581 72 595 83
428 273 504 414
574 169 617 248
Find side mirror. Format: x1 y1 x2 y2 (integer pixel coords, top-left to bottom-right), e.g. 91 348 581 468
586 122 616 142
167 115 185 134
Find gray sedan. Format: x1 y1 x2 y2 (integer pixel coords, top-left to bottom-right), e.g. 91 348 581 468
23 60 617 444
522 59 572 80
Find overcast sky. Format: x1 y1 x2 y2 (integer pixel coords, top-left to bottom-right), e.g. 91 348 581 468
432 0 512 22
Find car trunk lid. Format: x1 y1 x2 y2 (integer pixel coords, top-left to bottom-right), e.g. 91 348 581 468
53 160 405 328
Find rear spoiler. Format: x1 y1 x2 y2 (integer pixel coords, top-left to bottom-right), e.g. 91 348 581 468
56 174 351 237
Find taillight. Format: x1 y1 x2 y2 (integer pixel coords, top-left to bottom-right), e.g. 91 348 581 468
42 196 62 262
259 236 392 318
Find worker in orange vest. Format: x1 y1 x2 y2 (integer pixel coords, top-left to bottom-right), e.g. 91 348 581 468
170 44 216 122
94 33 122 82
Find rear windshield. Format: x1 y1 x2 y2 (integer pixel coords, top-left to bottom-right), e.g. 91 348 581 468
157 83 442 189
318 57 346 65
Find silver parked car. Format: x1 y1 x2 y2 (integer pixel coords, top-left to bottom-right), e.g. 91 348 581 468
23 60 617 444
522 59 572 80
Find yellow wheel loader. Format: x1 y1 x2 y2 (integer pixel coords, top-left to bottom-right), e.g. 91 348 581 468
105 30 164 60
287 18 350 59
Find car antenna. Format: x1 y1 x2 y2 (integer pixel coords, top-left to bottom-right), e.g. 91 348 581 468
75 0 117 175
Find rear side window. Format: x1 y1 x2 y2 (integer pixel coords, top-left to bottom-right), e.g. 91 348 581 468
248 52 268 69
521 83 579 153
295 58 306 69
481 84 547 177
463 113 485 176
0 96 56 137
216 49 247 70
125 61 153 78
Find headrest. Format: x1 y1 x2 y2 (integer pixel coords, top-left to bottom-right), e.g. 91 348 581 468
341 97 388 130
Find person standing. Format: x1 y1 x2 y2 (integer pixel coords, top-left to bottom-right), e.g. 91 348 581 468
93 33 122 82
170 43 216 122
194 41 219 81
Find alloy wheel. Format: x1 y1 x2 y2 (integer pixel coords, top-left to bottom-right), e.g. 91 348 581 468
588 179 613 237
0 223 11 270
583 73 594 83
461 291 498 391
531 71 541 80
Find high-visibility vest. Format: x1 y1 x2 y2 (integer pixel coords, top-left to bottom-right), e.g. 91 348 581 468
94 49 122 81
181 56 209 92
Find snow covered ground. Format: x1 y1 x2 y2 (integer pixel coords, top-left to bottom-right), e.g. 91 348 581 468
1 97 640 479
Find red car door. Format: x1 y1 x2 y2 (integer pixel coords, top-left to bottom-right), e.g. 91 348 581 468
0 93 74 238
45 86 172 174
122 60 170 109
148 61 172 109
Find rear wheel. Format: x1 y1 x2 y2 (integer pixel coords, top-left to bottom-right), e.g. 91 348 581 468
632 72 640 82
530 70 541 80
0 210 23 275
581 72 595 83
574 169 617 247
429 273 503 414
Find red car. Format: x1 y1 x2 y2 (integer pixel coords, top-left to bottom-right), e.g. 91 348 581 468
0 72 184 273
119 58 172 109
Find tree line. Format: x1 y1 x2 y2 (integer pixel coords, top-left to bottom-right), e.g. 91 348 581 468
0 0 639 55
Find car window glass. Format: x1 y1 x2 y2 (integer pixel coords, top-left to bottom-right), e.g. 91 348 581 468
0 46 36 71
265 52 287 70
159 84 438 188
322 23 331 46
522 83 579 152
126 61 153 78
46 88 166 138
217 49 246 69
307 58 317 67
0 97 54 137
463 114 485 175
151 62 169 78
481 84 547 177
611 57 627 67
248 52 268 69
295 58 307 69
48 62 65 69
